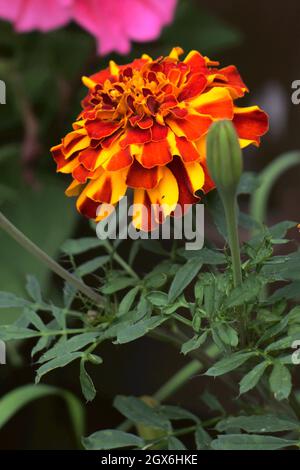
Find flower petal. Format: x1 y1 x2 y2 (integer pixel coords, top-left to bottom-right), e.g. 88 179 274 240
126 159 160 189
233 106 269 145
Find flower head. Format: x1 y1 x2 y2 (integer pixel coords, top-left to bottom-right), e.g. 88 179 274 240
51 47 269 230
0 0 177 55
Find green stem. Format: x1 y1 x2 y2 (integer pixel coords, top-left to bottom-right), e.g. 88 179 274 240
154 359 201 402
118 359 202 432
0 212 104 307
103 240 139 280
250 151 300 229
223 197 242 288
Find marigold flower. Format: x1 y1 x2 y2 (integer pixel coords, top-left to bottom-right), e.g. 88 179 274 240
51 47 269 230
0 0 177 55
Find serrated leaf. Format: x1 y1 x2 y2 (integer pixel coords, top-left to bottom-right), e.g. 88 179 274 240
82 430 144 450
239 361 269 395
168 258 203 303
205 352 255 377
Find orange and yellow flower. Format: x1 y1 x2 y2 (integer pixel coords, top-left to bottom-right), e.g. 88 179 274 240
51 47 268 230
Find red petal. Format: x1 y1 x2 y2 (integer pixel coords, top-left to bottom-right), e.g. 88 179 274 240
79 147 101 171
168 158 199 208
184 51 207 75
126 160 159 189
169 114 213 140
175 136 200 162
86 120 122 140
106 148 133 171
77 196 99 219
72 164 92 183
214 65 248 98
233 108 269 143
137 116 153 129
140 140 172 168
151 122 168 141
120 127 151 148
178 74 207 101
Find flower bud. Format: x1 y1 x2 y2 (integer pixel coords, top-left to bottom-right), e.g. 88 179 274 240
206 120 243 199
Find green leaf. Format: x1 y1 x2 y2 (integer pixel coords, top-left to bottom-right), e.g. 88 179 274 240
80 360 96 402
216 415 300 433
118 286 140 317
61 237 103 255
145 272 167 289
159 405 199 423
0 326 38 341
265 334 298 352
239 361 269 395
195 425 212 450
214 324 238 347
82 430 144 450
115 316 167 344
211 434 297 450
168 258 203 303
0 384 84 444
0 292 30 309
180 247 226 265
268 282 300 302
168 436 186 450
225 275 263 308
35 352 83 382
75 256 110 277
39 333 99 362
114 396 170 430
25 275 42 303
269 363 292 400
181 332 208 355
205 352 255 377
101 277 136 294
146 291 169 307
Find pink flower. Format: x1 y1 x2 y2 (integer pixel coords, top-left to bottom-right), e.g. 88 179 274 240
0 0 177 55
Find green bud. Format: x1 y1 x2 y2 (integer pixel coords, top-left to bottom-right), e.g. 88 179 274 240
192 313 202 333
206 120 243 199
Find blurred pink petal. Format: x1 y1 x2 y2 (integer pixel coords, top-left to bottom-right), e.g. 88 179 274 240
0 0 72 32
0 0 177 54
73 0 177 55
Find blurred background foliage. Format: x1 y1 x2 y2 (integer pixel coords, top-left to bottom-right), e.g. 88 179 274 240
0 0 299 449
